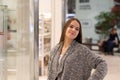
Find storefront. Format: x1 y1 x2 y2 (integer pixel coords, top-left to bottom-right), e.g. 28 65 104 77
1 0 120 80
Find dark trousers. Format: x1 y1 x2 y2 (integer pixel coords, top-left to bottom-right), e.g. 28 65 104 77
102 41 115 55
106 41 115 55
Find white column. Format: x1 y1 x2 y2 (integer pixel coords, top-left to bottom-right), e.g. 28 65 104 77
51 0 62 48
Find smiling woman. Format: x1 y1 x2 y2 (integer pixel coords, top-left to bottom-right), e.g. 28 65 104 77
65 20 80 40
47 18 107 80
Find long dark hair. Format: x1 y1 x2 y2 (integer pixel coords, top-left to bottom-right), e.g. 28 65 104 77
59 18 82 43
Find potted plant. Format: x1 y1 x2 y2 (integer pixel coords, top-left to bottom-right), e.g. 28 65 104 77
95 12 117 39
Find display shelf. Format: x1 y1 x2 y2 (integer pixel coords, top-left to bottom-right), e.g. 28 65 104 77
39 14 51 76
7 49 16 53
7 69 16 72
39 32 50 37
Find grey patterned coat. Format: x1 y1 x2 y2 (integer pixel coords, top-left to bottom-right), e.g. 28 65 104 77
48 40 107 80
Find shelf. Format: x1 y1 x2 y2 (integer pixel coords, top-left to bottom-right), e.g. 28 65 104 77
39 32 50 37
7 69 16 72
7 49 16 53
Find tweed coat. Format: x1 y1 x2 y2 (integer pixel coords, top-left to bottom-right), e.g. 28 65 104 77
48 40 107 80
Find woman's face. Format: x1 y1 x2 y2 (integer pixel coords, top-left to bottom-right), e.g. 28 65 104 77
65 20 80 40
111 29 116 34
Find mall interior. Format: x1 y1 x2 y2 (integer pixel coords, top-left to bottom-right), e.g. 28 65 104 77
0 0 120 80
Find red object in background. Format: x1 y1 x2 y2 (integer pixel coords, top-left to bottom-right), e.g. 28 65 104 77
112 5 120 12
113 0 120 13
114 0 120 3
112 0 120 16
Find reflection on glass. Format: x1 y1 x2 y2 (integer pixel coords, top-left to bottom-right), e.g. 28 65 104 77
39 14 51 76
0 0 35 80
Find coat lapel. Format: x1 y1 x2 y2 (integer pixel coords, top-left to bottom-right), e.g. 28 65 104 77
50 41 76 76
57 40 76 74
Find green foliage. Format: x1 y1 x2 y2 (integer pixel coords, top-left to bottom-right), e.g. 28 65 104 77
95 12 117 38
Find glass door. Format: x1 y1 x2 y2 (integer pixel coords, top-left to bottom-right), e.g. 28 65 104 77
0 5 7 80
0 0 39 80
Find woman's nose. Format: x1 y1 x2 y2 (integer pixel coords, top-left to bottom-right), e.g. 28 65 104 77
71 28 75 31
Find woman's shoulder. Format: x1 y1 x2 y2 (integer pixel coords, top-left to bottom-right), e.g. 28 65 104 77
73 41 90 51
72 41 93 57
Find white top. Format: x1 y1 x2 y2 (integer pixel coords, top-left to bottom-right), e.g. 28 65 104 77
59 55 63 64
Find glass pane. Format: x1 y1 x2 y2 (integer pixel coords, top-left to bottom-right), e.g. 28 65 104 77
0 5 7 80
0 0 37 80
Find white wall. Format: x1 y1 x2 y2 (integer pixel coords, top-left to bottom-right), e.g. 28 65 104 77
51 0 62 48
75 0 114 43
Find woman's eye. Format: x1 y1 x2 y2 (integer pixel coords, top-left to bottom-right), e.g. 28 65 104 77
69 25 73 28
75 28 79 31
69 25 80 31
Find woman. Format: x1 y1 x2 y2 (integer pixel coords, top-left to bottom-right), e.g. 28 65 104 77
48 18 107 80
106 27 120 55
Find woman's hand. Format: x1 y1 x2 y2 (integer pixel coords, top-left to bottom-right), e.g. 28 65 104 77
113 40 118 45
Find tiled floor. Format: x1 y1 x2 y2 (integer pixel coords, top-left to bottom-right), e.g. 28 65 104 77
96 51 120 80
39 51 120 80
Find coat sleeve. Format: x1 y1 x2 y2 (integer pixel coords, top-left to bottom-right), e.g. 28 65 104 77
47 43 60 80
47 47 55 80
85 49 108 80
116 33 120 43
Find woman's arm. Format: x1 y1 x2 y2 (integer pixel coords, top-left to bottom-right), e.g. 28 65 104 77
85 50 108 80
116 33 120 43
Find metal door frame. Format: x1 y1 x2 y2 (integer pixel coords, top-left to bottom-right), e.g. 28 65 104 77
34 0 39 80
